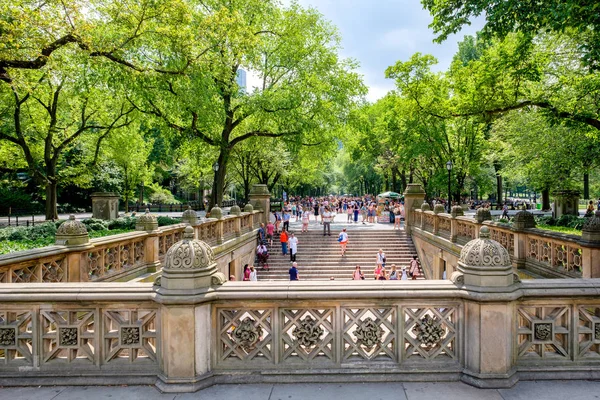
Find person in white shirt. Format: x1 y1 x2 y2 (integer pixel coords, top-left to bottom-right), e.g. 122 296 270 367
322 208 332 236
249 265 257 281
377 249 386 268
338 228 348 256
288 233 298 262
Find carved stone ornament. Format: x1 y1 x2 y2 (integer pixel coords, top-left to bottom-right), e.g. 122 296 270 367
584 211 600 231
57 215 88 236
0 328 16 346
534 322 552 342
421 202 431 212
164 226 215 270
211 273 227 286
182 206 198 225
458 226 511 268
595 323 600 341
121 327 140 346
476 207 492 223
243 203 254 213
230 205 242 216
451 205 465 218
233 317 262 349
135 209 158 231
293 316 324 348
59 327 78 346
433 204 445 214
353 317 382 348
513 273 522 284
513 210 536 230
153 276 162 287
210 206 223 220
249 184 270 196
450 271 464 285
413 314 446 348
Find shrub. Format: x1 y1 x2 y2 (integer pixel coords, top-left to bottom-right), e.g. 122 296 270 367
81 218 109 232
0 222 57 241
157 216 181 226
107 216 137 230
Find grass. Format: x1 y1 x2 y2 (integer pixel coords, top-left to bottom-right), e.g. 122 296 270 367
0 228 134 255
536 224 582 236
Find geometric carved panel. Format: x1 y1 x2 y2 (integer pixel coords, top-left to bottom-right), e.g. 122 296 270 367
219 309 273 363
41 310 95 364
103 309 157 363
577 306 600 359
403 306 457 361
342 307 396 362
0 310 33 365
517 306 569 360
280 309 334 363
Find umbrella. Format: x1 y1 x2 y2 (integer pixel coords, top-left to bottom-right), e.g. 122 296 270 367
378 191 401 199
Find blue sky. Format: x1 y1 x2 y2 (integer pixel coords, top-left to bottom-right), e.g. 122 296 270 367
248 0 485 102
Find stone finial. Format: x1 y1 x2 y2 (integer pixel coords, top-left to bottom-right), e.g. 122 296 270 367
433 204 445 214
181 206 198 225
209 206 223 220
55 215 90 246
421 202 431 211
582 210 600 243
135 208 158 231
230 205 242 216
249 184 270 196
243 203 254 213
160 226 226 290
476 207 492 223
455 226 514 287
451 205 464 218
512 210 536 230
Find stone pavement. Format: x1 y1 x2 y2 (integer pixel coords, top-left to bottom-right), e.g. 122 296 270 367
2 381 600 400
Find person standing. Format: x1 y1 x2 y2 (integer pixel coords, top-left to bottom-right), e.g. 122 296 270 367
289 262 299 281
243 264 251 281
409 256 420 280
354 204 360 223
322 207 332 236
288 233 298 262
266 221 275 246
249 265 257 281
377 249 386 269
313 202 319 222
394 205 402 229
401 266 408 280
338 228 348 256
274 211 282 233
283 210 291 231
301 207 310 232
280 229 289 255
257 223 266 245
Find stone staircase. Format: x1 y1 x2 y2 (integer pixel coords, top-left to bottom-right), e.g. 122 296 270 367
257 227 422 281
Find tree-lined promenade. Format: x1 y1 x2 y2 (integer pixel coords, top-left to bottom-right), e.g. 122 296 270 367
1 0 599 224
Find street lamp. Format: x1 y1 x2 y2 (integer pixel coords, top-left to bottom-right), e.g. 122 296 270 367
212 162 219 173
446 161 453 213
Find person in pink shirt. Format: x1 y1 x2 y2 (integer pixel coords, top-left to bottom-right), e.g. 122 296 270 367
266 221 275 246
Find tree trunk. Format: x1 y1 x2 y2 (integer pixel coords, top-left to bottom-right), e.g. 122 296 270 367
542 188 551 211
45 180 58 221
210 149 229 210
400 170 407 193
584 172 590 199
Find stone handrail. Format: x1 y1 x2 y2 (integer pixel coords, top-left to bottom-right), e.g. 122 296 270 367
412 210 594 279
2 279 600 389
0 210 264 283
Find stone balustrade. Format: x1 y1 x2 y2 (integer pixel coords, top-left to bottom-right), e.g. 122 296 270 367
0 210 264 284
411 209 595 279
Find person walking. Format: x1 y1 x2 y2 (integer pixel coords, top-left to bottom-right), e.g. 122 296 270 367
280 229 289 255
338 228 348 256
249 265 257 281
289 262 299 281
394 205 402 229
301 207 310 232
376 249 386 269
283 210 291 231
347 204 353 222
322 207 332 236
274 211 282 233
266 221 275 246
354 204 360 223
288 233 298 262
409 256 420 280
313 202 319 223
352 265 364 280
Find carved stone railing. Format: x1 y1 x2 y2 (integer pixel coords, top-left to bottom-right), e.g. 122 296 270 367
412 210 596 279
0 210 263 283
3 279 600 389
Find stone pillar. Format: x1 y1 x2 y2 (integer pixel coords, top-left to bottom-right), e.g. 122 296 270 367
248 184 270 225
91 192 120 220
512 211 536 270
55 215 92 282
136 209 160 271
580 211 600 278
450 206 464 243
155 226 226 393
403 184 426 234
230 206 242 237
451 226 518 388
210 207 224 244
553 190 580 218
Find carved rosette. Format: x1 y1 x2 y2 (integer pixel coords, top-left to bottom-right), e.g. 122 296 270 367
59 327 78 347
421 202 431 211
595 323 600 341
534 323 552 342
120 327 141 346
0 328 16 346
412 314 446 349
293 316 324 348
55 215 90 246
233 317 262 350
459 226 511 268
353 317 382 349
181 206 198 225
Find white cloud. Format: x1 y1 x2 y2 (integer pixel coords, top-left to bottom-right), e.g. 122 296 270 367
378 28 420 51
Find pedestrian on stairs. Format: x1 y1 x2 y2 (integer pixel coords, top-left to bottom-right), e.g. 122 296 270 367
377 249 386 269
289 262 299 281
322 207 332 236
352 265 364 280
409 256 420 280
338 228 348 256
266 221 275 246
280 229 289 255
283 210 291 231
289 233 298 262
301 207 310 232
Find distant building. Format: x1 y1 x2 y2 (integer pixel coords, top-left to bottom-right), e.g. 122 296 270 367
236 69 247 93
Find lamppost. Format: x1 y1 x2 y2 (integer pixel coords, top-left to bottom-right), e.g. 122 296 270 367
212 162 219 208
446 161 453 213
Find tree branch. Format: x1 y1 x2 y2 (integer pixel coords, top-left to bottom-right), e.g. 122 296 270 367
230 130 298 147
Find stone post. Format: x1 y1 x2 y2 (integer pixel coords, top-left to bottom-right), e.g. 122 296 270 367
230 206 242 237
210 207 224 244
403 184 425 234
450 206 464 243
451 226 518 388
553 190 580 218
511 211 536 270
155 226 226 393
136 209 161 272
433 204 444 235
419 203 430 229
248 184 270 225
55 215 92 282
91 192 120 220
580 211 600 278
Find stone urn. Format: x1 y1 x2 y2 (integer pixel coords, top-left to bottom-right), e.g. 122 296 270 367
512 210 536 231
421 202 431 212
229 205 242 216
136 209 158 232
476 207 492 223
433 204 446 214
182 206 198 225
582 210 600 244
55 215 90 246
209 206 223 220
451 205 464 218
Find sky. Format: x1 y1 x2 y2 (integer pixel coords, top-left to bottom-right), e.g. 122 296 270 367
247 0 485 102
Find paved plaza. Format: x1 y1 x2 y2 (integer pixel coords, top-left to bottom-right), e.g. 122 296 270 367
2 381 600 400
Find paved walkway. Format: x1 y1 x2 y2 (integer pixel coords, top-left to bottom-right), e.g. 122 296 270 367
2 381 600 400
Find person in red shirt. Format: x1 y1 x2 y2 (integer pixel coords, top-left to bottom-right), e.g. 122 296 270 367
280 229 289 255
266 221 275 246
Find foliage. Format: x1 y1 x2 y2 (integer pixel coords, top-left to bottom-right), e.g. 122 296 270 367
156 216 181 226
536 215 586 230
0 222 57 241
147 182 178 204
